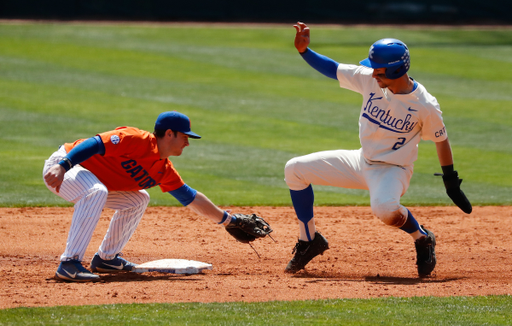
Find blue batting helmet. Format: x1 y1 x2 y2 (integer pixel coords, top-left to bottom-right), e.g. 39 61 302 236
359 38 410 79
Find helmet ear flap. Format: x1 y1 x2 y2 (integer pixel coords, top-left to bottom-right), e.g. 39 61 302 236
384 48 410 79
385 64 406 79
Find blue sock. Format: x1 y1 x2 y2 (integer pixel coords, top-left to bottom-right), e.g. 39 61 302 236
290 185 314 241
400 209 427 235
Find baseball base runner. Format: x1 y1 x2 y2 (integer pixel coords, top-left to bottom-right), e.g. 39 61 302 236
284 22 472 277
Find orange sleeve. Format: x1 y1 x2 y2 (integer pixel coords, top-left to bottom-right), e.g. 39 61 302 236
158 161 186 192
98 127 154 158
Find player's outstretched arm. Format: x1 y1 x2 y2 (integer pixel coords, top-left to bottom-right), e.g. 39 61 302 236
294 22 310 53
435 139 472 214
186 191 226 223
185 191 273 243
293 22 339 80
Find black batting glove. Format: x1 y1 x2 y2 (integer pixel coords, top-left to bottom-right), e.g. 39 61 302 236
435 169 472 214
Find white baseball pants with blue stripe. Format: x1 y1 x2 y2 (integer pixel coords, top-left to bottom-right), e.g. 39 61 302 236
43 146 150 262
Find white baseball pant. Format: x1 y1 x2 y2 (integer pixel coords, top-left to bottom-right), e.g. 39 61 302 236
43 146 150 262
285 148 413 228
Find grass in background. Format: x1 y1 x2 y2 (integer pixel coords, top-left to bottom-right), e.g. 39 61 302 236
1 295 511 325
0 22 511 207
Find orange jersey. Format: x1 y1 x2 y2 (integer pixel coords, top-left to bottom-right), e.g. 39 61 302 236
64 127 185 192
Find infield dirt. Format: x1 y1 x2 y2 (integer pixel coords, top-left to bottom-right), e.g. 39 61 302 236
1 206 511 308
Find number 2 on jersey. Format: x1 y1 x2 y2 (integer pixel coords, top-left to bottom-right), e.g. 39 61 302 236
392 137 406 150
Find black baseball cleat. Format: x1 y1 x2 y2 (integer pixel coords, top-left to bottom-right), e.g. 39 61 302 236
285 232 329 273
90 252 136 273
415 226 437 277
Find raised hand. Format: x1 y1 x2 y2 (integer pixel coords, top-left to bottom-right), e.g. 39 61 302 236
293 21 310 53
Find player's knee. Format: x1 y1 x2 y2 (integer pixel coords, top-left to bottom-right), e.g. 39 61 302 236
139 190 151 207
284 157 308 189
371 200 407 227
78 184 109 206
284 157 299 178
91 184 109 200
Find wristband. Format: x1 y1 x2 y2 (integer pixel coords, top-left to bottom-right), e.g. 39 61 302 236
441 164 454 176
218 211 234 226
218 211 229 224
58 157 73 172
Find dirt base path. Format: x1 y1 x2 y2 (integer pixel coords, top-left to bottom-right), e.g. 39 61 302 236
1 206 511 308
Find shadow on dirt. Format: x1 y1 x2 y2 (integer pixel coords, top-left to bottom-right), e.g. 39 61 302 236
48 272 206 283
291 271 463 285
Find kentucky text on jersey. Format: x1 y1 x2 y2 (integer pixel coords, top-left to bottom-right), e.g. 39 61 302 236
362 93 417 133
121 159 157 189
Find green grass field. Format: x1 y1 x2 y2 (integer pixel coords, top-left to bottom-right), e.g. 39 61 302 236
1 22 511 207
1 295 512 325
1 22 511 323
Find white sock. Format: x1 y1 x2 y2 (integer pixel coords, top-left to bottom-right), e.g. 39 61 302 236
298 218 316 241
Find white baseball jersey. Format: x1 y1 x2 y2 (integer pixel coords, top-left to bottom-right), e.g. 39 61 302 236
336 64 447 167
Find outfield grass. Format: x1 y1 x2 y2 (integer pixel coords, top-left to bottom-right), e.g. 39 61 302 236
1 22 511 321
0 22 511 207
1 295 511 325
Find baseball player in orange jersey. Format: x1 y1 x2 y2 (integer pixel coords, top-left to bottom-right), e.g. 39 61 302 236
284 22 472 276
43 111 271 282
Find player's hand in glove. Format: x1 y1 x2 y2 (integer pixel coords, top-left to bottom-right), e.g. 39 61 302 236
225 213 273 243
436 170 472 214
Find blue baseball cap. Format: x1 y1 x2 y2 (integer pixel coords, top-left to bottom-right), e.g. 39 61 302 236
154 111 201 139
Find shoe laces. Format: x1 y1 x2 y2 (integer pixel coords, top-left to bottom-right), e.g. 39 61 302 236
114 253 128 262
65 259 89 273
74 262 90 273
291 240 310 255
416 235 432 247
415 237 433 259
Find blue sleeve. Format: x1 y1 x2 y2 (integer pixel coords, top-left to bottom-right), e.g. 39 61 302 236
301 48 339 80
59 136 105 171
168 184 198 206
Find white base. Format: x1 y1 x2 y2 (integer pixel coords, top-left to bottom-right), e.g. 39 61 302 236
132 259 212 274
